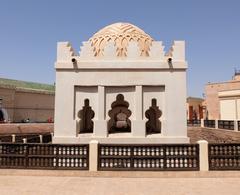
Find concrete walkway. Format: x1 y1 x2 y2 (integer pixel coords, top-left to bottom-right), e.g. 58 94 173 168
0 170 240 195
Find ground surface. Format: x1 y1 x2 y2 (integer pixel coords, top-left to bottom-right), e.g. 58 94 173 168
0 170 240 195
188 126 240 143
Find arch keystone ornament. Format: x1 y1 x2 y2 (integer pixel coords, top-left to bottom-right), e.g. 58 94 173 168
54 22 189 144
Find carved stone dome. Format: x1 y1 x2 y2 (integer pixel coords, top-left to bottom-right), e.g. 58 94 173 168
89 22 154 57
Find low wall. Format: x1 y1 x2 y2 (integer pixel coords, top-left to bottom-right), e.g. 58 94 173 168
0 123 53 135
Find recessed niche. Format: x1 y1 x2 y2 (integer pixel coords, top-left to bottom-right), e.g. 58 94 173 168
145 98 162 134
78 99 95 133
108 94 131 134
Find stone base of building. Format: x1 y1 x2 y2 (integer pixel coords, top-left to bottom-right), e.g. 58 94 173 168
53 134 190 144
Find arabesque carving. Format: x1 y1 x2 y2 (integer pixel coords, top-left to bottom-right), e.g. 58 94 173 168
89 23 153 57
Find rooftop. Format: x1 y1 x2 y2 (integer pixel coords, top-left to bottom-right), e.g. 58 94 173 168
187 96 204 101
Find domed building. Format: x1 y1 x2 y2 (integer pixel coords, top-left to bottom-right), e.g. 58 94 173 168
53 22 189 143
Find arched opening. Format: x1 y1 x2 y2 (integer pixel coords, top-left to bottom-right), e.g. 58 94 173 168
0 108 8 123
108 94 131 134
145 98 162 134
78 99 95 133
0 109 4 122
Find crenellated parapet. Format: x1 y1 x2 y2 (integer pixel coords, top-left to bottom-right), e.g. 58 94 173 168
166 41 185 61
56 23 187 69
57 42 77 62
79 42 94 59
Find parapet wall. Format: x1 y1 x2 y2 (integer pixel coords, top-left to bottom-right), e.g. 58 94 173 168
55 40 186 69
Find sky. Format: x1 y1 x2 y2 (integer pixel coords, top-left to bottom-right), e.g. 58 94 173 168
0 0 240 98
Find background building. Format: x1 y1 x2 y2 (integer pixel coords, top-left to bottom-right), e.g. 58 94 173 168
186 97 205 120
205 71 240 120
0 78 54 122
0 76 200 124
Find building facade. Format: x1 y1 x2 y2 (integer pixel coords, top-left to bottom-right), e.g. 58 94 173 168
0 78 54 122
186 97 205 120
205 72 240 120
54 23 189 144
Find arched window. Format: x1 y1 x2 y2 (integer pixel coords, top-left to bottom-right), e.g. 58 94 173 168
108 94 131 133
145 98 162 134
78 99 95 133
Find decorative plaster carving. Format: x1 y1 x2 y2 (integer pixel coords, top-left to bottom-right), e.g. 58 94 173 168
127 42 140 58
89 23 153 57
104 41 116 59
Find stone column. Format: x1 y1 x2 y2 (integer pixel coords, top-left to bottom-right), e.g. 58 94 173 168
234 120 238 131
39 135 43 143
215 120 218 129
94 86 108 137
197 140 209 171
23 138 27 143
164 73 188 140
200 119 204 128
12 134 16 143
132 86 146 137
89 140 98 171
54 81 76 138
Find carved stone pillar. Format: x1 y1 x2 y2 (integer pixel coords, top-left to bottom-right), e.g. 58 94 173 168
94 86 108 137
132 86 146 137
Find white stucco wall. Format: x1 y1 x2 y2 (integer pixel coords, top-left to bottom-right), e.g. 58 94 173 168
54 69 188 142
219 90 240 120
220 99 236 120
53 37 189 143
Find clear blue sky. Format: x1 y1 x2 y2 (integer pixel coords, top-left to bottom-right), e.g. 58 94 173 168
0 0 240 97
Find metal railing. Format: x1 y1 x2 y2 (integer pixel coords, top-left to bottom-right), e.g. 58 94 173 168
98 144 199 171
187 120 201 127
208 143 240 170
218 120 234 130
0 143 89 170
204 120 215 128
0 134 52 143
189 119 240 131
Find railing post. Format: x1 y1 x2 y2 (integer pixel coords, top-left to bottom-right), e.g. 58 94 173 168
197 140 209 171
12 134 16 143
200 119 204 128
51 133 54 141
23 138 27 143
89 140 99 171
215 120 218 129
39 135 43 143
234 120 238 131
